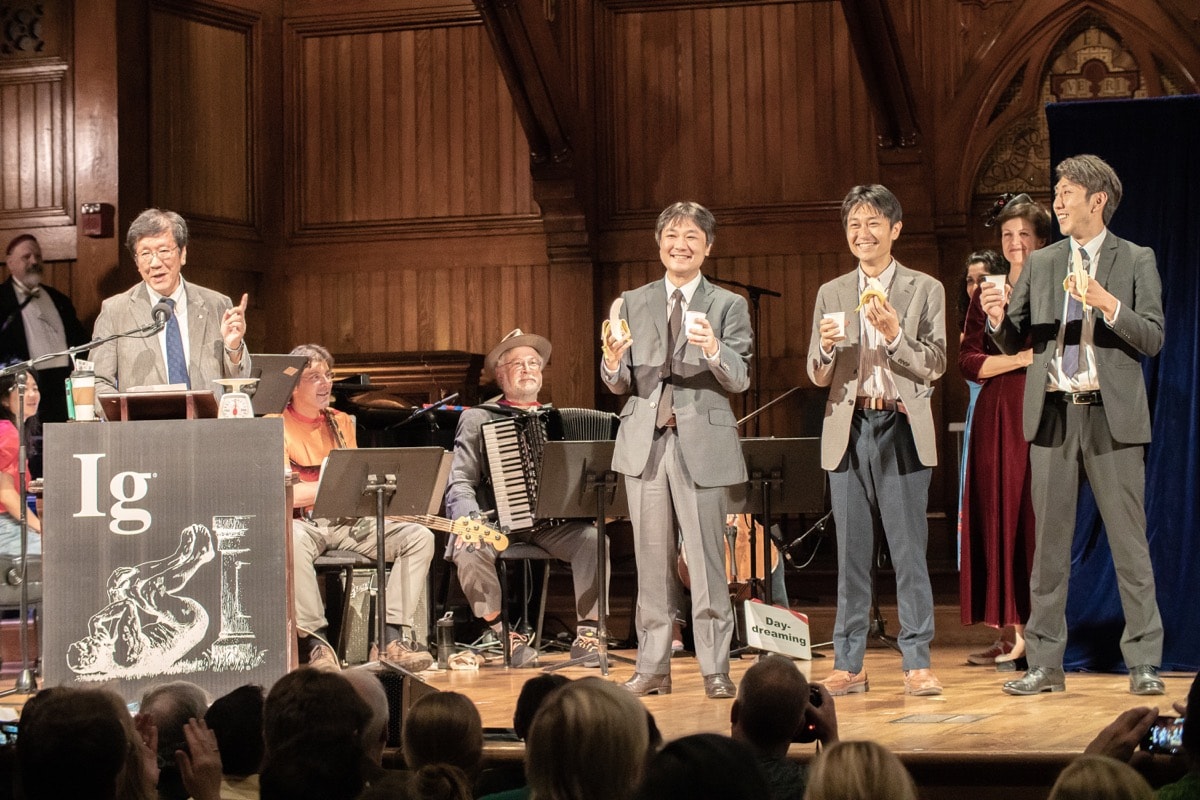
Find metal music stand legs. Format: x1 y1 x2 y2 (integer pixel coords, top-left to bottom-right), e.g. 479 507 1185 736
311 447 446 680
544 470 635 674
533 441 634 676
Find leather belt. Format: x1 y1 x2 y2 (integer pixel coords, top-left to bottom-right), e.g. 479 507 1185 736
1050 390 1103 406
854 396 907 414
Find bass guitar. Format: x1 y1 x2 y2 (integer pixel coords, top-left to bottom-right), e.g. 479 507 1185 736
397 514 510 552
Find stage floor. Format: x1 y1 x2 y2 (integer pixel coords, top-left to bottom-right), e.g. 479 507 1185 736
416 642 1192 756
4 642 1191 757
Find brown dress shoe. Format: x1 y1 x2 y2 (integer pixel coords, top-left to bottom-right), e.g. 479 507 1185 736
821 669 868 696
307 643 341 672
903 668 943 696
623 672 672 696
703 673 736 699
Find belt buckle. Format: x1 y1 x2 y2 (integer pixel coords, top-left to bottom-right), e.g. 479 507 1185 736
1071 391 1094 405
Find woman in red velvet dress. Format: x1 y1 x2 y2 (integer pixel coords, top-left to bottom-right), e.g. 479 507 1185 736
959 194 1051 668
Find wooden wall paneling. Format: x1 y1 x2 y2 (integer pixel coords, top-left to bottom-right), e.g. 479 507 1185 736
286 13 538 238
0 61 71 226
148 4 256 229
597 1 880 228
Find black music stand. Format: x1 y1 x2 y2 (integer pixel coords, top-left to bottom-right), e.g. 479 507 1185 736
727 437 826 655
533 440 634 675
727 438 824 605
312 447 446 678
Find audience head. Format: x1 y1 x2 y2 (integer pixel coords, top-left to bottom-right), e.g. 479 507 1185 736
527 677 651 800
634 733 769 800
1183 671 1199 760
341 667 392 765
17 686 154 800
204 683 265 777
263 668 370 757
259 736 365 800
139 681 210 800
803 740 917 800
360 764 474 800
401 691 483 775
1048 754 1153 800
730 654 806 758
513 673 571 740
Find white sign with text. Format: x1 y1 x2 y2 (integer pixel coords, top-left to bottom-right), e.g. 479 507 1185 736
743 599 812 660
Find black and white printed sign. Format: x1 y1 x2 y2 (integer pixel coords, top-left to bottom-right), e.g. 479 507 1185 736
43 418 292 702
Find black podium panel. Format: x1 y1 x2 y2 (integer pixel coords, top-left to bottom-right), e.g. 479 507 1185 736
43 419 292 703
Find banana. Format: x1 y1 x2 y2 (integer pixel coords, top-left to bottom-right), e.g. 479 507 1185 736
855 277 889 311
1062 249 1091 311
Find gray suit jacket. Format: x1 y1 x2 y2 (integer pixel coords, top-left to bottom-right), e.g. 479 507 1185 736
91 280 250 396
602 276 752 487
991 233 1163 444
806 263 946 471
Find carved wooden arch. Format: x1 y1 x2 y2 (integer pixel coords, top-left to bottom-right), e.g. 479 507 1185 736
938 0 1200 215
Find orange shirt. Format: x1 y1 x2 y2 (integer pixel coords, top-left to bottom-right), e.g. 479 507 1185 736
280 405 356 471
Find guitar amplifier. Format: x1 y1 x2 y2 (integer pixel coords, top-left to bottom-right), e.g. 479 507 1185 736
342 570 429 667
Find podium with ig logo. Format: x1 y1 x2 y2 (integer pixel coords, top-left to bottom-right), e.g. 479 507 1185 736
43 418 294 702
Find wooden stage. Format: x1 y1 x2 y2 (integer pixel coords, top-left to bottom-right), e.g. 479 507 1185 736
4 641 1191 799
419 641 1193 800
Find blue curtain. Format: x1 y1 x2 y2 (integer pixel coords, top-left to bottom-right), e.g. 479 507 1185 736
1047 96 1200 672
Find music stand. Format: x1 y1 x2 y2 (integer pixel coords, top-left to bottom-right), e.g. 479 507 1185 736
248 355 308 416
312 447 446 679
533 440 634 675
727 438 824 604
725 437 825 655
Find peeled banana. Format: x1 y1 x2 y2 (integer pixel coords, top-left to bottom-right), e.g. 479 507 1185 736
855 277 889 311
1062 249 1090 311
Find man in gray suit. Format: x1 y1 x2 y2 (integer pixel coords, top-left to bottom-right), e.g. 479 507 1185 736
91 208 249 401
982 154 1165 697
602 201 752 700
807 185 946 697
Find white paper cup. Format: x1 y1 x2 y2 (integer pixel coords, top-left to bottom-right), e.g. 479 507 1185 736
71 372 96 421
684 310 707 335
982 275 1007 294
823 311 846 339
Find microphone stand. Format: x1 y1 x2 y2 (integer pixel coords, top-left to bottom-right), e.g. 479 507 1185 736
0 317 165 696
708 276 781 437
385 392 460 446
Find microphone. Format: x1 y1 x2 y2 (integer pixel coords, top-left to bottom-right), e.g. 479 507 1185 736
151 299 173 327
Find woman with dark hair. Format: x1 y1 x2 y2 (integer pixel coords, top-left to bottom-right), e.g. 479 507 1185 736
956 250 1007 566
0 371 42 555
959 194 1052 667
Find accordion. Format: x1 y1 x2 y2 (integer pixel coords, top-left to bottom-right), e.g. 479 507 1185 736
480 407 618 532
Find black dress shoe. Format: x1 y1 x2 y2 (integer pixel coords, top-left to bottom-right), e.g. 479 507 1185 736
1129 665 1165 696
1002 666 1065 696
995 656 1028 673
703 673 736 699
623 672 672 696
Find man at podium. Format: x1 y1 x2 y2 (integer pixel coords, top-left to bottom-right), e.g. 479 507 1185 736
91 208 251 398
281 344 435 672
